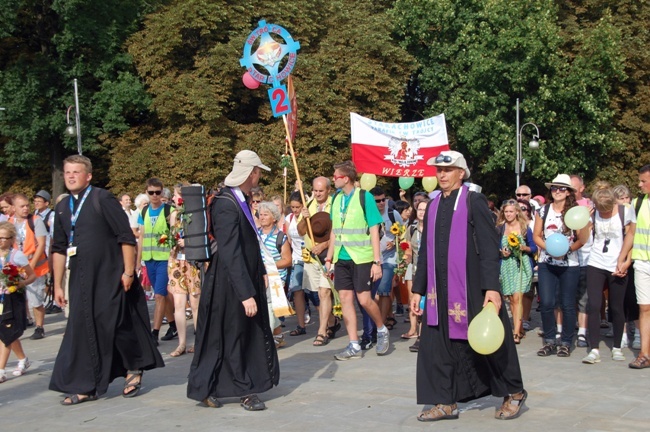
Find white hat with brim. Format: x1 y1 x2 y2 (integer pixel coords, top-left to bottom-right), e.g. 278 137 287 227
426 150 471 180
224 150 271 187
544 174 576 192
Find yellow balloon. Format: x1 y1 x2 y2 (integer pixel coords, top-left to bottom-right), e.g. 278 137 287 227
359 173 377 190
467 302 505 355
422 176 438 192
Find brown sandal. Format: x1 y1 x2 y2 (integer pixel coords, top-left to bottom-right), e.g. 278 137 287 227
513 334 521 344
312 334 329 346
417 403 459 422
495 389 527 420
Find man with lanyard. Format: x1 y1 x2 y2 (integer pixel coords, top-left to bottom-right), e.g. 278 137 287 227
324 161 390 360
630 164 650 369
136 178 176 345
50 154 163 405
410 150 526 421
297 176 338 346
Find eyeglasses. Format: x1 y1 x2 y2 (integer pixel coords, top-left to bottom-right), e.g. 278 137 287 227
375 198 386 203
516 193 531 197
550 186 568 192
251 200 261 204
332 175 346 181
434 154 453 163
147 190 162 196
0 237 13 240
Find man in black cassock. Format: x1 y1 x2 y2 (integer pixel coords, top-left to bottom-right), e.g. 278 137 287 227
411 151 526 421
187 150 279 411
50 155 164 405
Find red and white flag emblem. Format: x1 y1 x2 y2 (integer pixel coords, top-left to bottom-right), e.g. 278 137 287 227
350 112 449 177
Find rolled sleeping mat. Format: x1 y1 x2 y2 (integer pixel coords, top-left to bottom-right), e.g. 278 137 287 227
181 185 211 261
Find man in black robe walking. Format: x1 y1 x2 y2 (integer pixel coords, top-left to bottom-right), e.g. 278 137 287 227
411 151 527 421
50 155 164 405
187 150 279 411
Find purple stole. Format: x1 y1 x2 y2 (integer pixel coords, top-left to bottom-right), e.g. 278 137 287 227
230 187 257 232
425 186 470 340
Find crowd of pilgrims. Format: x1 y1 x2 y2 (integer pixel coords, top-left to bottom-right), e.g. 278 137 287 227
0 171 646 383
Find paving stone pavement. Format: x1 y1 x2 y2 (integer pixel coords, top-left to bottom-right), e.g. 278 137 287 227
1 302 648 432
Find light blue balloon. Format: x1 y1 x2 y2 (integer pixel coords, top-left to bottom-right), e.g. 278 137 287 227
546 233 569 257
419 296 426 310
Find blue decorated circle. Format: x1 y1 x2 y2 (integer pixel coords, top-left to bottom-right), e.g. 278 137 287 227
240 20 301 87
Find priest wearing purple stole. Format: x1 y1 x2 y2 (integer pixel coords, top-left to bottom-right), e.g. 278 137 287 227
410 151 526 422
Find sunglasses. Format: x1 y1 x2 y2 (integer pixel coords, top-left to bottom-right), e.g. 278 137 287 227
251 200 261 204
375 198 386 203
147 190 162 196
434 154 453 163
550 186 568 192
602 238 611 253
501 199 518 207
516 193 531 197
520 207 529 212
332 175 346 181
0 237 13 240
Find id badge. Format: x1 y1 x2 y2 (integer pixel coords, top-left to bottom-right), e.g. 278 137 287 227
67 247 77 257
0 303 3 315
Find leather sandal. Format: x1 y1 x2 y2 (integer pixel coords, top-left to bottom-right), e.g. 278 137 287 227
495 389 527 420
61 393 98 406
513 334 521 344
629 354 650 369
417 403 459 422
240 394 266 411
170 345 186 357
123 370 143 398
313 334 329 346
202 395 223 408
289 326 306 336
326 318 341 339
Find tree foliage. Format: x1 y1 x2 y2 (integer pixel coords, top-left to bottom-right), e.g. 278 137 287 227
391 0 626 195
0 0 156 195
108 0 415 196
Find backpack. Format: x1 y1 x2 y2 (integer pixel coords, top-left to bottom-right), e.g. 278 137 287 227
591 204 626 239
634 194 645 218
539 203 577 239
39 209 53 232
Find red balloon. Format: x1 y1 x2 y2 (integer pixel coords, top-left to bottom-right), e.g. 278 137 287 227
242 72 260 90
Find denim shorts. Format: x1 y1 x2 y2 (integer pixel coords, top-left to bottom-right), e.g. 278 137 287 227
288 262 304 293
375 263 396 297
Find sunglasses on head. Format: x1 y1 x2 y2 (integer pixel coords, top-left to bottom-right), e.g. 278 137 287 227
147 190 162 196
550 186 568 192
435 154 453 163
375 198 386 203
501 199 518 207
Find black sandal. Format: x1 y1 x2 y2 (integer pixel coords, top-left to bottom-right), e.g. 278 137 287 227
289 326 306 336
313 334 329 346
61 393 98 406
326 318 341 339
123 370 143 398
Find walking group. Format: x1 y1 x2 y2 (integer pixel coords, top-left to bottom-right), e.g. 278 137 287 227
1 148 649 423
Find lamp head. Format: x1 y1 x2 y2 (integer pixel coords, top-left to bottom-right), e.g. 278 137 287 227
528 135 540 149
66 124 76 136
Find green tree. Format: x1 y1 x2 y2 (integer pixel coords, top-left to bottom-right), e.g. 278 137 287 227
0 0 156 196
108 0 415 197
391 0 625 196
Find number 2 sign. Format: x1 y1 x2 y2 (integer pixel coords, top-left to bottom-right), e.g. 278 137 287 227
268 85 291 117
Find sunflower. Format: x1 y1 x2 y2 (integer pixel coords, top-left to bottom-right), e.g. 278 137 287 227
507 232 521 248
390 222 401 236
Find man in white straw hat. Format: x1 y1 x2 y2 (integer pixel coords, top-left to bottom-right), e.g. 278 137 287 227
410 150 527 422
187 150 279 411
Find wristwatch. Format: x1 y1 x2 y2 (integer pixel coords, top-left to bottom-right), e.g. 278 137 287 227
372 260 381 265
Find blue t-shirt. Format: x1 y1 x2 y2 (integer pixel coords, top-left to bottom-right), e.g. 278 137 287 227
332 189 383 261
137 205 163 227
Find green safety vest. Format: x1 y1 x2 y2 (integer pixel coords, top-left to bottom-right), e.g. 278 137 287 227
632 195 650 261
142 206 171 261
331 189 373 264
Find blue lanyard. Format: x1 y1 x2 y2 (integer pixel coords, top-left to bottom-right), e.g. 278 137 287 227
68 186 92 245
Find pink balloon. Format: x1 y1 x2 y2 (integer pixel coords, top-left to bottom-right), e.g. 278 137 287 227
242 72 260 90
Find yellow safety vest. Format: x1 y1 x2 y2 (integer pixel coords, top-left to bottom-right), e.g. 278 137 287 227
331 189 373 264
632 195 650 261
141 205 171 261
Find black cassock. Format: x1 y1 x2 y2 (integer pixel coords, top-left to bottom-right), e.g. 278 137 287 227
187 188 279 401
412 189 523 405
49 186 164 396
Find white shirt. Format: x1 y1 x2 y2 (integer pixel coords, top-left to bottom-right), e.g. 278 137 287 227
588 206 636 272
539 205 580 267
286 214 303 262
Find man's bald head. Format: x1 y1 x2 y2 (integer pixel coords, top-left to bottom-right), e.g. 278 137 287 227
312 176 331 203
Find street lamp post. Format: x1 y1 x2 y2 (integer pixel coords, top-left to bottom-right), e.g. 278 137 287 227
65 79 83 155
515 98 540 188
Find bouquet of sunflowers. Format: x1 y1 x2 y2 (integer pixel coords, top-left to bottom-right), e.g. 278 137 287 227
507 232 524 258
